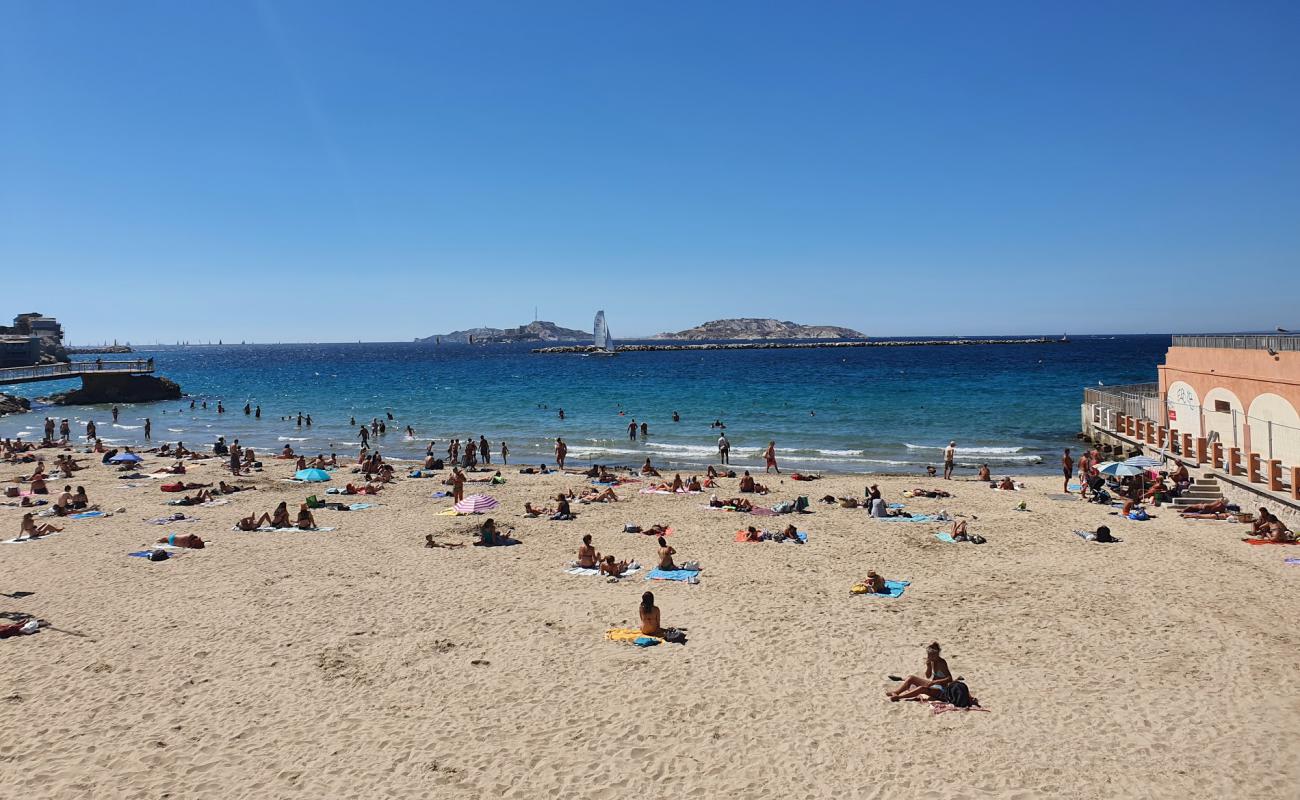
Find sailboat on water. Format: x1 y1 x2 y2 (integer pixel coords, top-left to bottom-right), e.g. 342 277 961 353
586 310 618 357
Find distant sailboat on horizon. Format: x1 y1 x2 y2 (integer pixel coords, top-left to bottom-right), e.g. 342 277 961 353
586 310 618 357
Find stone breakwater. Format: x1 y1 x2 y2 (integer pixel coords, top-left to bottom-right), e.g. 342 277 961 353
533 338 1062 354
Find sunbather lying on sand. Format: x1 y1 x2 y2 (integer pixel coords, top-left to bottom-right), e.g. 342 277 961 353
775 524 802 542
19 512 62 539
709 496 753 511
157 532 205 549
173 489 215 506
579 486 619 504
741 525 763 542
1180 498 1227 516
524 501 553 517
909 487 952 498
887 642 953 701
600 554 630 577
424 534 466 549
217 481 255 494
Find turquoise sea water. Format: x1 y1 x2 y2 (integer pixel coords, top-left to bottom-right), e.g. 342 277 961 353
3 336 1168 475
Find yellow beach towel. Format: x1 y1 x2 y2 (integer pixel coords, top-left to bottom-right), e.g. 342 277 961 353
606 627 662 643
437 508 461 516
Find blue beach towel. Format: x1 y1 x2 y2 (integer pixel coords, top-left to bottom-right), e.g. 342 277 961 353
888 503 905 510
878 514 936 523
633 636 660 647
934 532 957 543
858 580 910 598
646 568 701 581
69 511 105 519
128 550 182 560
348 503 374 511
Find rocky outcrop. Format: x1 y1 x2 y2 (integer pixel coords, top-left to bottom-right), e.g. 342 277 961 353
0 393 31 416
46 374 182 405
535 338 1060 354
418 320 590 344
651 318 865 341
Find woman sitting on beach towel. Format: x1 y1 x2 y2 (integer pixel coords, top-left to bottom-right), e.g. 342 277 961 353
474 518 512 546
157 532 205 549
858 571 887 594
775 524 803 543
657 536 677 570
296 504 318 530
639 591 663 636
1252 516 1295 543
19 512 62 539
887 642 954 701
997 477 1016 491
686 475 703 492
977 464 991 481
577 534 600 568
640 458 661 477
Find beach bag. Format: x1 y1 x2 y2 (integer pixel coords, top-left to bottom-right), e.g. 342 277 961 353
941 680 972 708
623 524 642 533
1128 509 1149 521
794 496 809 512
969 534 987 544
662 628 686 644
772 501 795 514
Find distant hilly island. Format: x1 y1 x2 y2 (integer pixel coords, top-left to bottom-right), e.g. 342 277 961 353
651 318 864 340
418 318 864 344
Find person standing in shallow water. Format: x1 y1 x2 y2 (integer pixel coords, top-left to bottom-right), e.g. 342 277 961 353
943 440 956 480
144 418 151 441
500 441 509 465
554 437 567 470
1062 448 1074 493
628 419 637 441
718 433 730 465
764 441 779 474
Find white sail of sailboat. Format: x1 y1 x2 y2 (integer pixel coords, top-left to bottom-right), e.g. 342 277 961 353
587 310 618 356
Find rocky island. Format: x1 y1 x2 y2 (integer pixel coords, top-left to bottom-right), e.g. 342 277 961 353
417 320 589 344
651 318 865 340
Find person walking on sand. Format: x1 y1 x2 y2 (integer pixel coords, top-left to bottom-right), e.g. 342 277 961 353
764 441 779 474
1062 448 1074 492
555 437 568 470
943 441 956 480
451 468 466 503
718 433 731 465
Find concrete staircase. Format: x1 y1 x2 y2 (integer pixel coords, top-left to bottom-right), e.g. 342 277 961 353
1171 476 1224 508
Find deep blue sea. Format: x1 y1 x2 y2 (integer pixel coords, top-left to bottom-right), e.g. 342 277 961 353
3 336 1168 475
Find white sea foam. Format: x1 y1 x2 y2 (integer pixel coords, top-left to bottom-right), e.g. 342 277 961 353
167 428 185 433
113 424 143 429
905 443 1024 454
278 436 311 442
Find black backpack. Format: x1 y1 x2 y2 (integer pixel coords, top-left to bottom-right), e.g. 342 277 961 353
942 680 972 708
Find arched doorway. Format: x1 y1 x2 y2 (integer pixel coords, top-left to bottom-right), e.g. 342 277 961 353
1247 393 1300 465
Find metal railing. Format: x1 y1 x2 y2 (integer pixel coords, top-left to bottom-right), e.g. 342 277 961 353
0 359 154 384
1084 383 1161 422
1171 334 1300 351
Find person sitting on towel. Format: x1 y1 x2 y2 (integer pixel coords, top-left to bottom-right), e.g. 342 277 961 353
1252 508 1278 537
977 464 991 481
266 502 291 529
158 532 205 549
997 477 1016 491
599 554 630 577
19 512 62 539
577 534 600 568
474 518 506 546
1258 517 1295 543
640 458 661 477
550 495 574 521
739 471 767 494
296 503 318 530
887 642 954 701
860 570 887 594
639 591 663 636
657 536 677 570
742 525 764 542
951 520 972 541
686 475 702 492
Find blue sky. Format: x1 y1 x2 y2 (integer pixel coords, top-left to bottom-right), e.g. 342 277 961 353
2 1 1297 343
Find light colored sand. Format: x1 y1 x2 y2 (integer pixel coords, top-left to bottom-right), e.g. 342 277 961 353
2 455 1298 799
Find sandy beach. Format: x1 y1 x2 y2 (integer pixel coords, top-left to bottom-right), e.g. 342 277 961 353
2 452 1298 799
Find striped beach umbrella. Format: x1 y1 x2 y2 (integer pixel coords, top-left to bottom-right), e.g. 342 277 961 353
1123 455 1164 470
454 493 499 514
